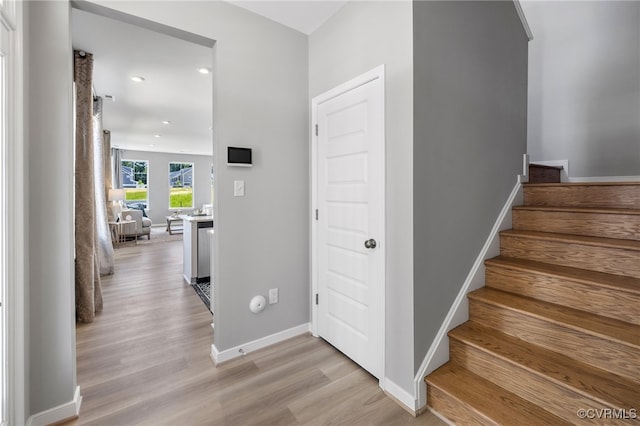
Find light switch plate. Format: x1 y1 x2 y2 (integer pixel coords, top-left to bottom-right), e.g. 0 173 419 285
234 180 245 197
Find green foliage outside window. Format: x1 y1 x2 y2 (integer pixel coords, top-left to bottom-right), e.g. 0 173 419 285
169 162 194 208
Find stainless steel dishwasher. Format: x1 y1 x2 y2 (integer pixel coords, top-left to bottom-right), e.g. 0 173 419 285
196 220 213 282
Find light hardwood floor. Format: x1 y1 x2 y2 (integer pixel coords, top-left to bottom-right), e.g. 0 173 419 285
64 228 445 426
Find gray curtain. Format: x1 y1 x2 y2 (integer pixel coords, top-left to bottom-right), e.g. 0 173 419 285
93 97 115 275
112 147 122 189
74 50 103 323
104 130 112 191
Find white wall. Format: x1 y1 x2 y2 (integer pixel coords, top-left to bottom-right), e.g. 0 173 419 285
119 149 212 224
309 1 415 394
522 0 640 177
85 1 310 353
25 0 77 416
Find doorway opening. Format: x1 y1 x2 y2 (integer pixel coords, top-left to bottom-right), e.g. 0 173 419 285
69 0 216 396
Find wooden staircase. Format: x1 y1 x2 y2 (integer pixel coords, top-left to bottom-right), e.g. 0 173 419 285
425 182 640 425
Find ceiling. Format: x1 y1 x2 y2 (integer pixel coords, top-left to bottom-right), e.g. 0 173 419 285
71 1 346 157
228 1 347 34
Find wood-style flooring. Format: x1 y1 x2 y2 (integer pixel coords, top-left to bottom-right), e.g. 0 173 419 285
64 227 445 426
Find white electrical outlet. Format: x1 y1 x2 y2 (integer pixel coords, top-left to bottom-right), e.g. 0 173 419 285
268 288 278 304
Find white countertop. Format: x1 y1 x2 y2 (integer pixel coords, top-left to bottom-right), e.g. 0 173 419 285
178 214 213 223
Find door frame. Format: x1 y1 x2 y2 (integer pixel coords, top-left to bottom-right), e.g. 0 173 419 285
310 65 386 382
1 1 25 425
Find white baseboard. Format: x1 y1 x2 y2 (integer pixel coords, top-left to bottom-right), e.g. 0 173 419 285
567 175 640 183
211 323 310 365
383 377 418 414
26 386 81 426
413 177 524 410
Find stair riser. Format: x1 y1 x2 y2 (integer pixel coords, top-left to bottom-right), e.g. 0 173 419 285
512 210 640 241
427 385 496 426
524 185 640 208
528 166 561 184
469 299 640 380
450 340 610 424
500 235 640 279
485 265 640 325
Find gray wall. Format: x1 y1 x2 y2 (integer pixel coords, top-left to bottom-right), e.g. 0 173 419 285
413 1 528 371
25 0 77 416
521 1 640 177
309 1 415 392
86 1 310 352
119 149 213 224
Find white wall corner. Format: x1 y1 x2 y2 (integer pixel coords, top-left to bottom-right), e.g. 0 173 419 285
26 386 81 426
210 323 310 365
383 377 418 414
413 178 523 411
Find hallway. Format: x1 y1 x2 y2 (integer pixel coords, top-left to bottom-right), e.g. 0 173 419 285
66 233 444 425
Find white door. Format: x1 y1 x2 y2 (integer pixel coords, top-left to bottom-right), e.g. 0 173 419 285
313 67 385 379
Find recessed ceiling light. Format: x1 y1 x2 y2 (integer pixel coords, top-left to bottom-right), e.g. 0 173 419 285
149 144 155 147
154 134 161 138
197 67 211 75
130 76 145 83
161 120 171 125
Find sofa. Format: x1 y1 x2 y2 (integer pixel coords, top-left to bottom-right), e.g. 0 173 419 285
117 208 152 240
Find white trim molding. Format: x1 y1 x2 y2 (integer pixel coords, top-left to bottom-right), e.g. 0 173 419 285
26 386 82 426
512 0 533 41
413 177 524 410
568 175 640 183
210 323 310 365
383 377 418 414
3 0 25 424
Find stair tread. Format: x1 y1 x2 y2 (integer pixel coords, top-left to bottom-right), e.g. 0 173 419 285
468 288 640 348
500 229 640 252
450 321 640 408
513 205 640 215
426 363 572 426
485 256 640 296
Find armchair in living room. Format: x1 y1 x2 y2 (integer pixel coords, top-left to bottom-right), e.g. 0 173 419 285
117 209 152 240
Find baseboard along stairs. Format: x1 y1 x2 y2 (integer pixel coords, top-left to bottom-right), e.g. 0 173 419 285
425 181 640 425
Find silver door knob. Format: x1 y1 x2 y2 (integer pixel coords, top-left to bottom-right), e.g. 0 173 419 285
364 239 377 249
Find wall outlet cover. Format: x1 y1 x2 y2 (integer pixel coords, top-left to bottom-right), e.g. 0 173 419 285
268 288 278 304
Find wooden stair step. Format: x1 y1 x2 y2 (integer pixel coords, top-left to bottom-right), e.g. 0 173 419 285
468 288 640 380
524 182 640 209
500 229 640 279
426 363 570 426
512 206 640 241
485 256 640 325
449 321 640 423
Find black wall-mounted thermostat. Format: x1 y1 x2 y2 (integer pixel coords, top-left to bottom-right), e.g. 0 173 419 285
227 146 252 167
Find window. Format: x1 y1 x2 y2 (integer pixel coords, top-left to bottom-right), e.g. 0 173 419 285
169 162 193 208
121 160 149 207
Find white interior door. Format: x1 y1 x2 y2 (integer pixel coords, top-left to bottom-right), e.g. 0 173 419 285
313 68 384 379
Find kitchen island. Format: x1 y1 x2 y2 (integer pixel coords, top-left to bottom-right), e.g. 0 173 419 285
180 214 213 284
